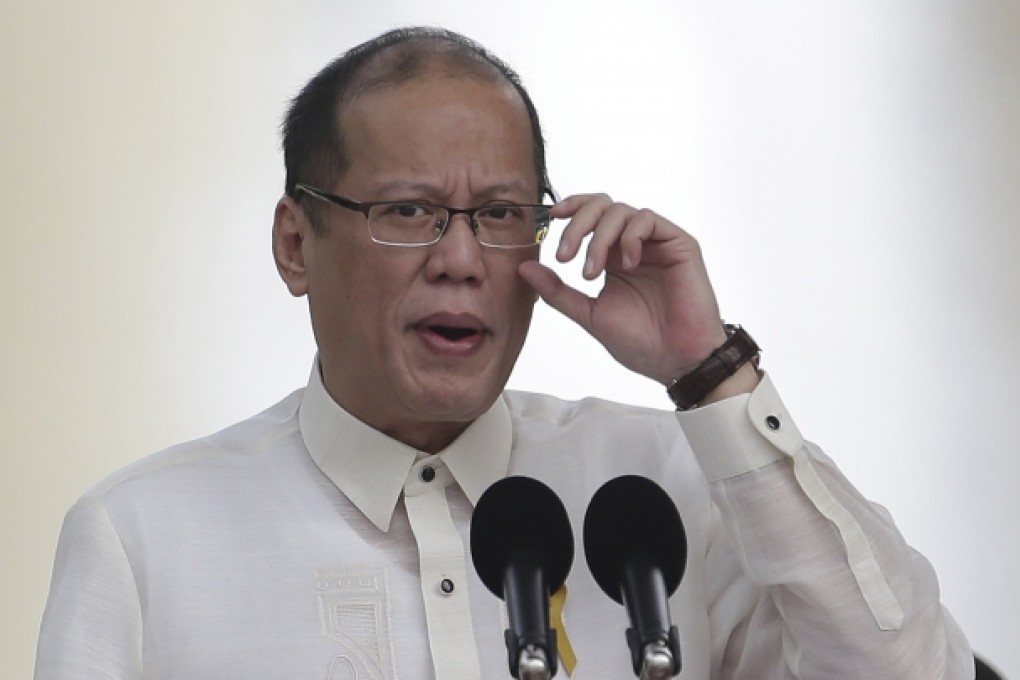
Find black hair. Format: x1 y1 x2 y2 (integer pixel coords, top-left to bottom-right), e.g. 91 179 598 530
282 27 551 234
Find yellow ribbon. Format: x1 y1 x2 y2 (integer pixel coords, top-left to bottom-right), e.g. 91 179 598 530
550 585 577 676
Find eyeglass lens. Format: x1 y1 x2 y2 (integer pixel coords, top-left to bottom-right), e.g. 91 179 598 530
367 203 550 246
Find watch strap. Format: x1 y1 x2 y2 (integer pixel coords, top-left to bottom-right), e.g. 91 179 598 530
667 325 760 410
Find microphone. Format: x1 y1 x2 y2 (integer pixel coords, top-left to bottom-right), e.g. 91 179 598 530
583 475 687 678
471 476 574 680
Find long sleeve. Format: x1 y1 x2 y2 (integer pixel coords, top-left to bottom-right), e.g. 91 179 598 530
35 495 143 680
679 374 974 679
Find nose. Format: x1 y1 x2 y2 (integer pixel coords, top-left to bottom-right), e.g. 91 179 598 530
423 213 486 283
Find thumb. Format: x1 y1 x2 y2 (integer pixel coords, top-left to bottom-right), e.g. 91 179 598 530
518 260 594 334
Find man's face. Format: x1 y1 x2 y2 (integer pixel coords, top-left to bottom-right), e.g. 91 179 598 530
290 74 540 452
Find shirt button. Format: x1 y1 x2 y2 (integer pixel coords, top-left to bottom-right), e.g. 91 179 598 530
420 465 436 483
765 415 781 431
440 578 455 595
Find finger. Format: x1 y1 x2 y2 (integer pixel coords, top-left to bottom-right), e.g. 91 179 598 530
517 260 594 334
581 202 639 278
550 193 605 219
615 208 661 271
600 208 692 272
553 194 613 263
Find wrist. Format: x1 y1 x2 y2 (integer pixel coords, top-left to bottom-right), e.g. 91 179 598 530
697 362 761 407
666 325 761 410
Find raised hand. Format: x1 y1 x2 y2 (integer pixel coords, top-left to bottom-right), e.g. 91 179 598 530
518 193 733 387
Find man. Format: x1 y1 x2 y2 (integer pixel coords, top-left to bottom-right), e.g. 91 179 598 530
36 27 972 679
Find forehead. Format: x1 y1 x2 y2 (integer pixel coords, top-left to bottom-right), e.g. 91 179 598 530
336 74 536 192
342 72 528 129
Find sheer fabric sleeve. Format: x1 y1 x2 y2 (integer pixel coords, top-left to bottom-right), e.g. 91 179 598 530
679 374 973 679
35 495 143 680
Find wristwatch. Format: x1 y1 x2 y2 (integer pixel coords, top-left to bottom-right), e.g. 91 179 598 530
666 325 760 411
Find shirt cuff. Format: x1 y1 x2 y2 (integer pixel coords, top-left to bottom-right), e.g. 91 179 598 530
676 372 805 482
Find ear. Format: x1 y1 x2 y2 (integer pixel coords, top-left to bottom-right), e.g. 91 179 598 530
273 195 311 297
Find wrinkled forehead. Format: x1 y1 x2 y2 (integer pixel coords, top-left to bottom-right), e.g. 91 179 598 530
337 75 538 197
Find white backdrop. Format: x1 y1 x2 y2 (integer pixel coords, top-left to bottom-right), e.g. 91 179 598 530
3 2 1018 678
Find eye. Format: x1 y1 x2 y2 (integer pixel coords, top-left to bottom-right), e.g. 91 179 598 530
379 202 434 219
480 205 525 221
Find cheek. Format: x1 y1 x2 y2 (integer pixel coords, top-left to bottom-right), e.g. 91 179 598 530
503 255 540 310
501 270 538 337
349 277 401 339
352 262 424 346
310 253 394 347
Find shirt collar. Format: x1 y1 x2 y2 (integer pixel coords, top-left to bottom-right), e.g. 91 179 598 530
298 360 512 532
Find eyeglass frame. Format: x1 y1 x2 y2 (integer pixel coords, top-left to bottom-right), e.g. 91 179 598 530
294 183 554 249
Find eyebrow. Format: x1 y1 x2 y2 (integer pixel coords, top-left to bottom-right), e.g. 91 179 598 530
371 179 533 201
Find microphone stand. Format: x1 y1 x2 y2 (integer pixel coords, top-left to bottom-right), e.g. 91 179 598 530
622 553 681 678
503 553 558 680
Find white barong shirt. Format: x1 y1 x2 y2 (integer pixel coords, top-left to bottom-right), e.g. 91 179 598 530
35 364 973 679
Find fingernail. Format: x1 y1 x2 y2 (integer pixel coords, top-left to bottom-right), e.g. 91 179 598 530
584 257 595 277
621 254 631 270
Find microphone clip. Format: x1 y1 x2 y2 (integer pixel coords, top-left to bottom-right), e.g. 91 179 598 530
505 628 558 680
626 625 681 679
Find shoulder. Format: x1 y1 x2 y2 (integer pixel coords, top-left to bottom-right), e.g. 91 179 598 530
80 388 305 504
502 389 695 473
503 389 677 435
503 389 671 423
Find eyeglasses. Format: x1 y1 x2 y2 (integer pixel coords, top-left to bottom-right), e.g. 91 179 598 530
295 183 552 248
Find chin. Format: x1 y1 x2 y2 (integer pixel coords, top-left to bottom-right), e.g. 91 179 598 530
410 380 501 422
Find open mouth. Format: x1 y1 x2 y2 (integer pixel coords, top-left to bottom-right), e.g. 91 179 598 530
430 325 479 341
413 313 488 353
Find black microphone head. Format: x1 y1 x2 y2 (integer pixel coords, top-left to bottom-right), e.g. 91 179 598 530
470 476 574 599
583 475 687 604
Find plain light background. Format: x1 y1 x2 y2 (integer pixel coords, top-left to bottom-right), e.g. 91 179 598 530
3 1 1018 678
